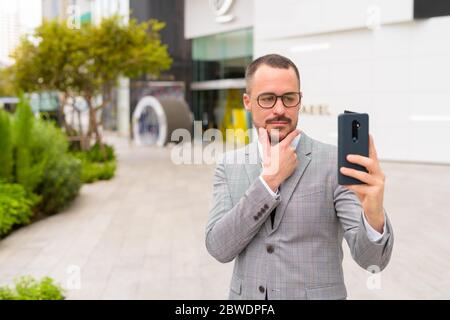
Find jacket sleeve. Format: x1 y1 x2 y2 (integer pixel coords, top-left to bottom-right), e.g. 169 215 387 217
205 160 281 263
334 184 394 271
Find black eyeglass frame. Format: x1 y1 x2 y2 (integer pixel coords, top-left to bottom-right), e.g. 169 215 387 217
256 91 303 109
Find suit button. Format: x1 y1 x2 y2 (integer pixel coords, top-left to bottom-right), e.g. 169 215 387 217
258 285 265 293
264 204 269 210
253 216 258 221
266 245 274 253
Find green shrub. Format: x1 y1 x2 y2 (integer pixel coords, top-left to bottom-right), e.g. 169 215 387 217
0 276 65 300
0 184 38 238
13 96 45 192
80 158 116 184
9 97 82 216
72 143 117 183
0 287 15 300
31 120 82 215
36 155 82 215
2 96 116 225
3 106 82 216
0 110 13 182
85 142 116 163
30 115 69 163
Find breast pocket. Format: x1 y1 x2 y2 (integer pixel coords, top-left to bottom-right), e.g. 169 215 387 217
296 184 326 198
284 184 334 227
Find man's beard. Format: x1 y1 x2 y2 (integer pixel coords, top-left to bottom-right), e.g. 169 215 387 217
266 116 294 144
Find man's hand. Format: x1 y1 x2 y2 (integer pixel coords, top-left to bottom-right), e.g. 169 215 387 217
340 134 386 233
259 127 300 192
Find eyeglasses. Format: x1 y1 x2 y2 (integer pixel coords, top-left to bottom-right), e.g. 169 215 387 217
256 92 302 109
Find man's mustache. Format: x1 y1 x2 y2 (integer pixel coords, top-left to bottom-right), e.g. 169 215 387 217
266 116 292 124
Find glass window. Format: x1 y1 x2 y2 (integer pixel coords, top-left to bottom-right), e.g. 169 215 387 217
192 28 253 81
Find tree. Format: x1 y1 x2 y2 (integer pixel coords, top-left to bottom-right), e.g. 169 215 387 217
8 15 172 148
8 21 82 136
0 68 16 97
0 110 13 182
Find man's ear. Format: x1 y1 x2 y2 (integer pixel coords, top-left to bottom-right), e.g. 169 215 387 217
243 93 251 111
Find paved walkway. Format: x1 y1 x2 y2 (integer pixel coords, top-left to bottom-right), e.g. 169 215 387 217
0 134 449 299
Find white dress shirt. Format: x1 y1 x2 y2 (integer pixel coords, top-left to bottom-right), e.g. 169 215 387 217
256 131 386 242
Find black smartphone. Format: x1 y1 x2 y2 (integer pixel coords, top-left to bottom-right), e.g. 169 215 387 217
338 110 369 185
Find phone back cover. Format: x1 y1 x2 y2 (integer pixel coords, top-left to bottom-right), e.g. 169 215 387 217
338 112 369 185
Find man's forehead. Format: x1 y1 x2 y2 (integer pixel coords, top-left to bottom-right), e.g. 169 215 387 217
253 64 297 78
251 65 300 90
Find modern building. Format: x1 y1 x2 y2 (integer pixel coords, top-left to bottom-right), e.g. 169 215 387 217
42 0 73 21
42 0 126 25
128 0 193 121
184 0 450 164
0 4 22 65
185 0 253 141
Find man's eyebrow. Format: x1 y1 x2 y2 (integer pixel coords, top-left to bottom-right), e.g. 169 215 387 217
258 91 298 96
258 92 276 96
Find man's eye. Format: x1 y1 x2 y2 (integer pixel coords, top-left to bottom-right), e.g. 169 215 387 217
261 96 274 102
283 95 297 103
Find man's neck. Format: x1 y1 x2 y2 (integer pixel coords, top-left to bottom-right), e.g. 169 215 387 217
257 130 302 160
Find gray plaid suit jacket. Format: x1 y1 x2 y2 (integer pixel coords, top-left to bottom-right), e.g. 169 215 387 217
206 132 394 300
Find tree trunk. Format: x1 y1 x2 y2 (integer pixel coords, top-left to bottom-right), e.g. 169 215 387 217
85 94 107 158
85 95 100 145
59 92 77 136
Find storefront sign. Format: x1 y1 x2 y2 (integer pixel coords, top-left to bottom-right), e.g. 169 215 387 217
301 104 332 116
209 0 234 23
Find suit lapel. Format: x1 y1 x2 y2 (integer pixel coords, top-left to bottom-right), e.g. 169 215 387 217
244 141 261 185
267 132 313 235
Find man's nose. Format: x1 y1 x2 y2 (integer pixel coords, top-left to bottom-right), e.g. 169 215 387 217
272 98 285 115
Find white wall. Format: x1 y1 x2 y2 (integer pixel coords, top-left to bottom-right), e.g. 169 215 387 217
255 0 413 39
254 1 450 164
184 0 253 39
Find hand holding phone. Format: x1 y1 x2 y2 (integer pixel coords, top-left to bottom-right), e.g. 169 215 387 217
338 110 369 185
337 112 386 232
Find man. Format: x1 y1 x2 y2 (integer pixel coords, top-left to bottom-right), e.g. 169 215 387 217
205 54 393 300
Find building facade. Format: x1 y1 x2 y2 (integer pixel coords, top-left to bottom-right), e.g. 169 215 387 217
0 1 29 65
184 0 450 164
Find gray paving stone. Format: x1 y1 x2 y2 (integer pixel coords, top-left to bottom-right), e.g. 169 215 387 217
0 133 449 299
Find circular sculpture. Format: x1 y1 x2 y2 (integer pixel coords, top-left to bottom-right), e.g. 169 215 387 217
133 96 192 147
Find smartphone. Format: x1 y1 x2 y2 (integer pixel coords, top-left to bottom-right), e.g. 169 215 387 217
338 110 369 185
